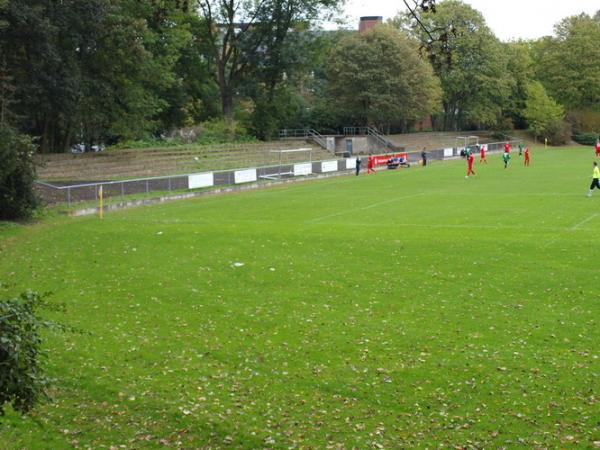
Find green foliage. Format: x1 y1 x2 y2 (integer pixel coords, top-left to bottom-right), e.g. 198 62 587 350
0 0 195 151
0 125 37 221
504 41 535 129
491 130 511 141
198 0 342 120
523 81 565 141
572 132 599 145
195 118 255 145
544 119 571 146
325 25 441 130
249 85 308 140
0 290 63 416
400 0 513 130
113 119 256 149
567 109 600 134
3 0 599 148
532 14 600 112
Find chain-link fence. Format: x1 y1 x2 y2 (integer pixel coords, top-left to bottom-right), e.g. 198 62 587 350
35 159 352 209
34 139 522 212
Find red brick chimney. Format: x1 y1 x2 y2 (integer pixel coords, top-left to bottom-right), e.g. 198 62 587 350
359 16 383 33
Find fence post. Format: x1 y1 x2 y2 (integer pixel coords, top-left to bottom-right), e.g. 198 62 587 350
168 177 172 192
67 187 71 209
146 180 149 194
121 181 124 198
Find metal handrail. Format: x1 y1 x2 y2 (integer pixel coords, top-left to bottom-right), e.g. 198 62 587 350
279 128 329 150
365 127 398 150
279 129 310 139
306 129 327 149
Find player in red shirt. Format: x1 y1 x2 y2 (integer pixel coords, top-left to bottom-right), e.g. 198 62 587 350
367 155 376 174
504 142 511 153
479 144 487 164
595 139 600 157
466 152 476 178
524 146 530 166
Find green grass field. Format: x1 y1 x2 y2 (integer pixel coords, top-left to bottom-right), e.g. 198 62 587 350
1 147 600 449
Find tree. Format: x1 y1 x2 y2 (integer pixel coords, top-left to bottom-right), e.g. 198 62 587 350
0 0 194 152
401 0 456 71
504 41 535 129
0 125 37 221
532 14 600 112
523 80 565 142
398 0 513 131
245 27 339 139
0 61 36 221
157 12 222 130
197 0 340 121
325 25 441 132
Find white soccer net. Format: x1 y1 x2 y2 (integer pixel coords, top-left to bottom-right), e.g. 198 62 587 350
261 148 313 180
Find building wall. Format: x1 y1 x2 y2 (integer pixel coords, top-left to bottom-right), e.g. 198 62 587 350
334 136 393 155
414 115 433 131
359 16 383 33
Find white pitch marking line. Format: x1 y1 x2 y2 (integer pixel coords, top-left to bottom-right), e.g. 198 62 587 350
306 193 426 223
570 213 600 231
341 221 564 232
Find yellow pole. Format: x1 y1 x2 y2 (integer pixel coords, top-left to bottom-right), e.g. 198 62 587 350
99 185 103 219
544 137 547 149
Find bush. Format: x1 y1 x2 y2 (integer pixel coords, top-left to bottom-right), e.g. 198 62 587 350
110 120 258 150
566 109 600 134
0 125 37 221
0 291 64 416
523 81 565 143
572 132 599 146
545 119 572 145
195 118 256 145
490 117 514 141
491 130 512 141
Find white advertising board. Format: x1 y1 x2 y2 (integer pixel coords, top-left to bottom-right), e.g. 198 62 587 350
444 148 454 157
321 160 338 173
234 168 257 184
294 163 312 176
188 172 214 189
346 158 356 170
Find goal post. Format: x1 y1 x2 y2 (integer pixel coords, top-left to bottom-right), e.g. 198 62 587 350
261 147 313 180
455 136 479 156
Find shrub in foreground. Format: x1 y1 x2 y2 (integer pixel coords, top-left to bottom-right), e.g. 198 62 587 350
0 291 64 416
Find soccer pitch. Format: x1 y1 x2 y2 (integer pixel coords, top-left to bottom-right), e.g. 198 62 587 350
1 147 599 448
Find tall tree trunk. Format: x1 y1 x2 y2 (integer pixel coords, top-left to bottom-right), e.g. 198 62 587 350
40 116 49 153
221 89 233 121
218 62 233 121
49 118 56 153
62 121 72 153
442 101 451 131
